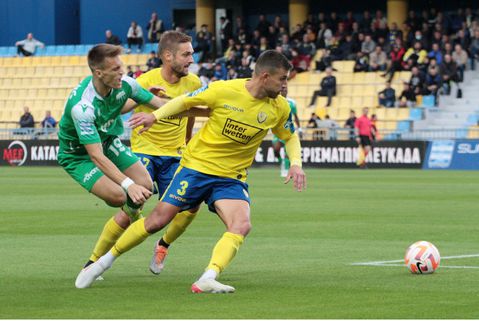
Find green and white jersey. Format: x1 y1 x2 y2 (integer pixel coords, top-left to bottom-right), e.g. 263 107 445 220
58 75 153 156
286 97 297 116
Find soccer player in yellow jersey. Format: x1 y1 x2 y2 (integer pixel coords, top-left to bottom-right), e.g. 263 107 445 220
75 50 307 293
130 31 204 275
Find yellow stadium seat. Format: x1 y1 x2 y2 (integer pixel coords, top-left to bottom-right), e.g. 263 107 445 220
362 96 376 107
384 108 397 120
338 96 352 108
364 72 378 83
327 107 340 120
38 89 48 98
309 73 323 85
351 96 363 108
375 108 386 120
353 72 366 83
337 72 353 84
397 108 410 120
338 108 351 120
51 56 62 65
352 85 364 96
12 78 22 87
337 84 352 96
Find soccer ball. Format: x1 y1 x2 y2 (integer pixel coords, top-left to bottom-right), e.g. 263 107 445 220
404 241 440 274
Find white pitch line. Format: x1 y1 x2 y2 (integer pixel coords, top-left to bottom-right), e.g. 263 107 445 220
352 263 479 269
351 253 479 267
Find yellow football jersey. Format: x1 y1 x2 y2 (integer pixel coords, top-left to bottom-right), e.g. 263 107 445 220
131 68 202 156
180 79 295 181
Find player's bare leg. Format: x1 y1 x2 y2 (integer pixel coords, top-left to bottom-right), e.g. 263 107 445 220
191 199 250 294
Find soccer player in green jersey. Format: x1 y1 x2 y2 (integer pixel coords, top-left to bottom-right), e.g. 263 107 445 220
272 86 301 177
75 50 306 293
58 44 172 277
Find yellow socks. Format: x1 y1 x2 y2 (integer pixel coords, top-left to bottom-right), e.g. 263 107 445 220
206 232 245 274
162 210 197 245
111 217 150 257
89 217 125 262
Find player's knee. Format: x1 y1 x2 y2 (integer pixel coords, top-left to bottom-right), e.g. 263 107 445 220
230 220 252 236
104 189 127 207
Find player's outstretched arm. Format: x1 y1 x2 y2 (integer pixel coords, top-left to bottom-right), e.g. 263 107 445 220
129 95 190 134
84 143 152 204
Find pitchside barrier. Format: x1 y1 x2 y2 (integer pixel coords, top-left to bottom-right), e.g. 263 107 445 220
2 139 477 169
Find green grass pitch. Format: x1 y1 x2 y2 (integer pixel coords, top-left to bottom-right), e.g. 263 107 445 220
1 167 479 318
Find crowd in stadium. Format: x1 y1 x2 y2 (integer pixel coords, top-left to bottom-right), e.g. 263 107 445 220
100 7 479 108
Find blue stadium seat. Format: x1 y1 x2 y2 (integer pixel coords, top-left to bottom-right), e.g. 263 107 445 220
0 47 9 56
45 46 56 55
36 46 46 56
397 121 411 132
56 45 67 55
193 52 200 63
455 129 468 138
75 45 88 55
65 45 76 55
7 46 16 56
466 114 479 126
409 108 423 120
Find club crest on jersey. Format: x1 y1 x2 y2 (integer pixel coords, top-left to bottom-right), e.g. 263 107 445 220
257 112 267 123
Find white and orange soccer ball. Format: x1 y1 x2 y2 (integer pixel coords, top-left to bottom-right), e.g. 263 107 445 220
404 241 440 274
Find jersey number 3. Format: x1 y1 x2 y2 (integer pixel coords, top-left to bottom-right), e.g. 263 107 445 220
177 180 189 196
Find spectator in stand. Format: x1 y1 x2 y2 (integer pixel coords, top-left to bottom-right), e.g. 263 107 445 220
126 21 143 53
369 45 387 71
378 81 396 107
409 66 426 95
212 64 227 80
266 25 278 48
452 43 468 81
298 33 316 58
41 110 56 134
15 33 44 57
361 34 376 55
343 11 356 32
382 40 405 81
322 114 339 140
308 66 336 107
344 110 357 140
105 30 122 45
372 10 388 39
146 51 161 70
219 17 233 53
256 14 271 36
19 106 34 129
428 42 443 64
353 51 369 72
316 22 332 49
454 28 470 51
359 10 373 34
427 57 440 74
338 34 356 60
226 66 238 80
470 29 479 70
126 66 134 78
237 27 250 45
197 62 215 85
41 110 56 128
398 82 417 107
443 42 454 56
315 48 333 71
425 67 442 105
291 24 305 42
307 113 321 140
289 48 307 73
133 65 143 78
403 41 428 67
387 22 403 46
236 56 253 78
440 54 459 95
146 12 164 43
195 24 214 62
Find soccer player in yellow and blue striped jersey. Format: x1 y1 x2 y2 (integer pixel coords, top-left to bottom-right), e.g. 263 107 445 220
75 50 307 293
130 31 203 275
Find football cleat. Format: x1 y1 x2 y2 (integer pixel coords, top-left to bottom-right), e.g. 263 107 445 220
191 279 235 294
75 261 108 289
149 244 168 275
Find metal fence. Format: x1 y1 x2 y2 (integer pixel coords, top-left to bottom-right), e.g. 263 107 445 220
1 126 478 141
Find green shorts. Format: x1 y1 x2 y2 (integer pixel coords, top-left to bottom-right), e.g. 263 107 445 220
58 137 139 192
272 135 285 145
